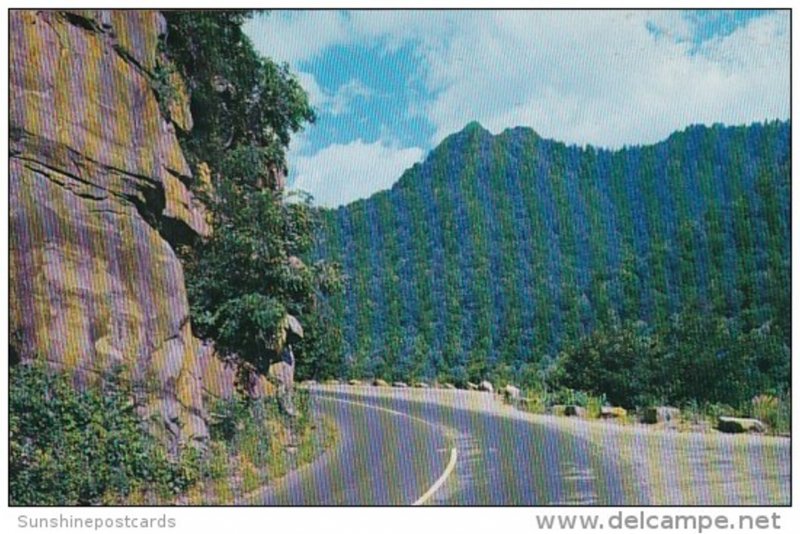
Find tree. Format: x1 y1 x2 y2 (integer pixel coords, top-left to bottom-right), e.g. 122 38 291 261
184 184 341 378
163 11 342 389
162 11 314 171
551 320 665 409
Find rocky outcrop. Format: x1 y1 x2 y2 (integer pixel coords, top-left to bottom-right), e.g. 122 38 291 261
9 10 211 448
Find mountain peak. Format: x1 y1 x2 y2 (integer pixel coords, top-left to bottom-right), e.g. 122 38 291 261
459 121 491 137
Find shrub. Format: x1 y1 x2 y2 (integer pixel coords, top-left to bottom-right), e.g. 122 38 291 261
206 389 315 488
9 363 196 505
586 395 606 419
550 321 664 409
517 392 547 414
751 394 790 435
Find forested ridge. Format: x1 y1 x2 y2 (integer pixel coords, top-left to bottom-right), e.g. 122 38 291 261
313 120 790 409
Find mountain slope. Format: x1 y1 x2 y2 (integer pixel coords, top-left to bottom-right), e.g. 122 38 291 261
315 120 790 388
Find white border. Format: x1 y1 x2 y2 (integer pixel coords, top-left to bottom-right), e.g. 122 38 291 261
1 2 795 533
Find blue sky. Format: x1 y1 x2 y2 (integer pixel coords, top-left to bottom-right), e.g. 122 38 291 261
244 10 789 207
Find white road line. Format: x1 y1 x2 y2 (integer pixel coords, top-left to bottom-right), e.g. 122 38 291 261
323 396 458 505
412 447 458 506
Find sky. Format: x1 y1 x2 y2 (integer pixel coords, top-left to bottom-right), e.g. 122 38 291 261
243 10 789 207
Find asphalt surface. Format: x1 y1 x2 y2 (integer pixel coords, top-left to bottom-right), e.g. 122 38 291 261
258 387 632 505
255 386 790 506
258 393 453 504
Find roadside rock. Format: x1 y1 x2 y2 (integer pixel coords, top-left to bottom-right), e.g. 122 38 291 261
373 378 390 387
348 379 363 386
502 385 521 401
717 416 766 434
442 382 457 390
413 382 430 389
467 382 480 391
269 346 297 417
641 406 681 425
551 404 586 417
601 406 628 419
393 381 409 388
479 380 494 393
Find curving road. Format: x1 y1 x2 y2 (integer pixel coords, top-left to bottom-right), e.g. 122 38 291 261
254 386 790 506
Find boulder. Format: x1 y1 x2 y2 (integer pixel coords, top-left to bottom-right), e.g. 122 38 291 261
600 406 628 419
442 382 457 390
348 379 363 386
323 379 341 386
372 378 390 387
566 405 587 417
268 344 297 414
640 406 681 425
392 381 409 388
717 416 766 434
551 404 585 417
413 381 430 389
467 382 480 391
479 380 494 393
502 385 521 401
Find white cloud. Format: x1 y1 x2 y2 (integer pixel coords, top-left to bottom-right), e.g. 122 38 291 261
245 11 353 65
290 140 424 207
412 10 789 147
328 79 373 115
296 72 373 117
249 10 788 149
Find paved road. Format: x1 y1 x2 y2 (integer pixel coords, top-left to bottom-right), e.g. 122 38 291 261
255 386 790 505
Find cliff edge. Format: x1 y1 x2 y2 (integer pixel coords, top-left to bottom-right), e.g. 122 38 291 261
9 10 214 447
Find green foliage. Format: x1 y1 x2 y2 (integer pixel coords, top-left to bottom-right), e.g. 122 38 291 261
294 297 345 380
551 320 664 409
9 363 197 505
586 395 606 419
162 11 315 170
751 394 791 435
208 395 281 467
185 183 343 374
163 11 343 379
204 389 322 491
551 310 790 411
150 48 180 119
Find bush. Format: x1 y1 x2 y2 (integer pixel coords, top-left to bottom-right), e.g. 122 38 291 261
205 389 316 489
586 395 606 419
751 394 790 435
550 321 664 409
9 363 197 505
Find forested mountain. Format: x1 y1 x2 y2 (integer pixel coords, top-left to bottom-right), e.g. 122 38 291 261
312 121 790 406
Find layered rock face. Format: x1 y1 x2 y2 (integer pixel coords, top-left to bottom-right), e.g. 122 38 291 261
9 10 211 446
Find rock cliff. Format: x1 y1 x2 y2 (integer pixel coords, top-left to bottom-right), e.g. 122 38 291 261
9 10 215 447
